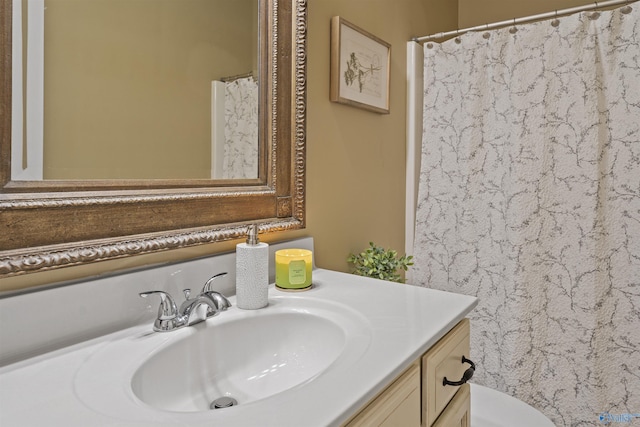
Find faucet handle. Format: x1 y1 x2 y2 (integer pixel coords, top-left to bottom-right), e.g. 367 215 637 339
140 291 183 332
139 291 178 320
202 272 228 293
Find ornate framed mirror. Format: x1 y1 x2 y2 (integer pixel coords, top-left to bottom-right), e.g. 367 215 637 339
0 0 307 277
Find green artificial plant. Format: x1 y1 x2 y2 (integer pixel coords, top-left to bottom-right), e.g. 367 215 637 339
347 242 414 283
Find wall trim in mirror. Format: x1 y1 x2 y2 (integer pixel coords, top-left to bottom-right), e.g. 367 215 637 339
0 0 307 277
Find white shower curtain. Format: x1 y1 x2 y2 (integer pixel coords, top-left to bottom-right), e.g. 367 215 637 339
412 5 640 426
223 76 259 179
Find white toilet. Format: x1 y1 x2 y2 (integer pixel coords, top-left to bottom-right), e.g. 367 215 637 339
470 383 556 427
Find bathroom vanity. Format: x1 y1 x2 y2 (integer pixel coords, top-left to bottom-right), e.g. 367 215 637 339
0 238 477 426
343 319 471 427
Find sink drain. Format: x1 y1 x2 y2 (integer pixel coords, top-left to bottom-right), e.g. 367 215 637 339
210 396 238 410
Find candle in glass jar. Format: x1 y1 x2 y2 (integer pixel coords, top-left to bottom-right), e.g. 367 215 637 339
275 249 312 290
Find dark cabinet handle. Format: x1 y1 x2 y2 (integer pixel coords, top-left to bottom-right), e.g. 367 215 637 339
443 356 475 387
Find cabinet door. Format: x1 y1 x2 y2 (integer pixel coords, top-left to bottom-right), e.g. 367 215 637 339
432 383 470 427
343 362 421 427
422 319 471 426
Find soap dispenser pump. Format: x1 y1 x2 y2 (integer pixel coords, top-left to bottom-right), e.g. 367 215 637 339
235 224 269 309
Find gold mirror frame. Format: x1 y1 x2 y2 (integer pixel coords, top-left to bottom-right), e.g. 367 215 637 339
0 0 307 277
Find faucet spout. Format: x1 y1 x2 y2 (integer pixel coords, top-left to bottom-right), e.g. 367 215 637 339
180 292 220 326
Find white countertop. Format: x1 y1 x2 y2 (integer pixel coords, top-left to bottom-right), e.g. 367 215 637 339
0 268 477 427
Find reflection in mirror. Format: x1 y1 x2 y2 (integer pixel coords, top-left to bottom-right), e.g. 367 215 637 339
12 0 259 181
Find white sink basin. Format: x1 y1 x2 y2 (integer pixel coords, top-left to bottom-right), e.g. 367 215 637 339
73 293 372 420
132 308 347 412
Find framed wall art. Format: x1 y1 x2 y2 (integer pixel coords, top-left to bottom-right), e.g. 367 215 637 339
330 16 390 114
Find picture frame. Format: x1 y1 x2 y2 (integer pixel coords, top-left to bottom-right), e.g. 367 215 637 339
330 16 391 114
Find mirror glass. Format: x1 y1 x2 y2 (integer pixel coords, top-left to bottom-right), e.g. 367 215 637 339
12 0 259 181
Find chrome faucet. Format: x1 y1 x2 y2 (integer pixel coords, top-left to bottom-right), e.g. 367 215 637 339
140 272 232 332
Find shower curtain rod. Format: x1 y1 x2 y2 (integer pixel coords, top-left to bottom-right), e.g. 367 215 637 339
220 71 255 83
412 0 636 43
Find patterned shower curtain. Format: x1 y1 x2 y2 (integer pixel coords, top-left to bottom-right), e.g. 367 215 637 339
411 5 640 426
222 76 259 179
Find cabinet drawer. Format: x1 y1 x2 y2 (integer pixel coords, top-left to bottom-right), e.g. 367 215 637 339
343 362 421 427
422 319 471 427
432 383 470 427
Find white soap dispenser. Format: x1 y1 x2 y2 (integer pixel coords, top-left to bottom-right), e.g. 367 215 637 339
235 224 269 309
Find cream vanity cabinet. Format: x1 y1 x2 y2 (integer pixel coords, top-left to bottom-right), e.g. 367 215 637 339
343 319 472 427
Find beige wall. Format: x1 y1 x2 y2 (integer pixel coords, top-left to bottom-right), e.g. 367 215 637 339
458 0 596 28
292 0 457 273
